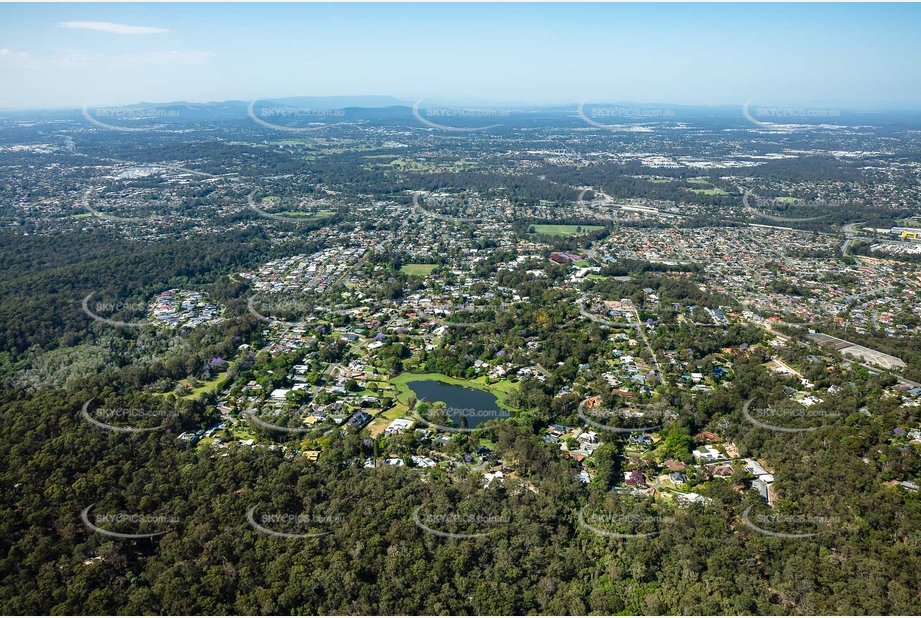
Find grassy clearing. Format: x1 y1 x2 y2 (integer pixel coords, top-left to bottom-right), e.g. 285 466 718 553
313 144 380 155
366 405 411 436
689 188 729 196
388 372 518 411
271 211 336 219
532 224 605 236
401 263 439 276
180 372 228 400
366 418 390 437
381 405 408 420
230 427 259 442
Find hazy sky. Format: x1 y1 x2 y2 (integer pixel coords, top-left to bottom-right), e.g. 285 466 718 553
1 3 920 110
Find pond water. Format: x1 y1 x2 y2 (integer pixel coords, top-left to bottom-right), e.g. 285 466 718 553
407 380 511 428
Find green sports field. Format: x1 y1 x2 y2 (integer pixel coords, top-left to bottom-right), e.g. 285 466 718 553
532 224 605 236
401 263 439 276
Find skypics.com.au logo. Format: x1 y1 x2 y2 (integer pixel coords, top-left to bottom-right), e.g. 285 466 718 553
412 99 507 132
414 300 494 329
81 398 178 433
577 400 668 433
81 504 177 539
742 398 841 433
412 505 509 539
578 507 676 539
78 188 156 223
246 189 339 223
742 504 841 539
412 404 510 433
578 100 675 131
742 98 841 130
82 105 179 132
412 191 484 223
246 505 341 539
242 408 314 434
575 188 619 223
81 292 151 327
246 290 348 329
576 298 634 328
247 100 346 132
742 189 836 224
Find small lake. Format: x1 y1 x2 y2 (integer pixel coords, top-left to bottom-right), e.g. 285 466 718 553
408 380 511 428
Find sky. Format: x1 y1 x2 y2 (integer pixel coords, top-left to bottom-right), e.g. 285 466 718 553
1 3 920 111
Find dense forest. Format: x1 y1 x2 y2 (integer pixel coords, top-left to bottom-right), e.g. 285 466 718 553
3 250 921 614
3 353 921 614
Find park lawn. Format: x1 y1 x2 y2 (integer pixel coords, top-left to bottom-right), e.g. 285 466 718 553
381 404 408 420
180 371 229 400
645 178 674 184
401 263 439 276
689 188 729 196
687 178 712 185
573 260 593 267
365 380 392 390
228 426 259 442
532 224 605 236
587 274 609 281
389 372 519 411
274 210 336 218
483 378 519 400
312 144 380 155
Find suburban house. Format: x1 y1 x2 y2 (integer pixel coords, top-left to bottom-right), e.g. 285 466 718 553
693 444 725 462
663 459 688 472
752 479 771 504
625 470 646 487
385 418 414 436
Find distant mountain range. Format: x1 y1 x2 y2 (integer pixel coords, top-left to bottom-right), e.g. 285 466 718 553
4 97 921 130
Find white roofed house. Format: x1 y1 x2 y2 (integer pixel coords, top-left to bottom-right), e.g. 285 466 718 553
692 444 725 462
411 455 436 468
385 418 414 436
743 458 768 477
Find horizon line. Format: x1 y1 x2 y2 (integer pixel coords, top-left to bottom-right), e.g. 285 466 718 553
4 97 921 114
